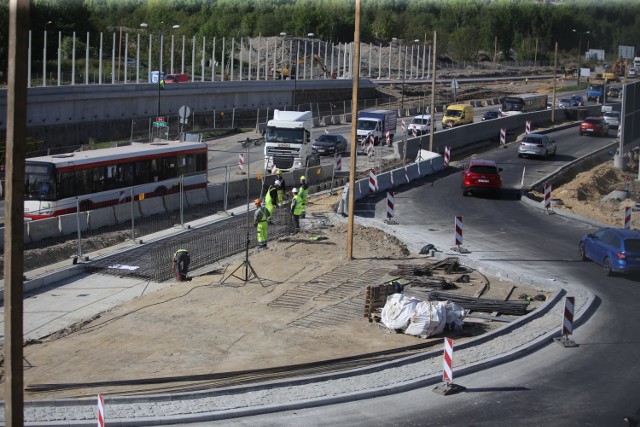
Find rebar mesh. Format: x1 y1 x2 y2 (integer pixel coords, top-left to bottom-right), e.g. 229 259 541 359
86 206 294 282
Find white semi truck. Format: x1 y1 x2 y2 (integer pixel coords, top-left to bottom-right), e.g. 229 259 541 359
264 109 319 172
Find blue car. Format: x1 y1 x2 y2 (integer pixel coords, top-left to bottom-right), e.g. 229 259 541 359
579 228 640 275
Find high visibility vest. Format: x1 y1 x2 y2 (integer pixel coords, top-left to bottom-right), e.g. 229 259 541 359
291 194 304 215
299 185 308 204
255 206 269 222
265 186 275 205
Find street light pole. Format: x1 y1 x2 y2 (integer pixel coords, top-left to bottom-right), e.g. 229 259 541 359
43 21 52 86
573 29 590 86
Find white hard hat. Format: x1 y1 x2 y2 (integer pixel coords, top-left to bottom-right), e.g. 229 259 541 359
274 180 281 186
292 187 298 193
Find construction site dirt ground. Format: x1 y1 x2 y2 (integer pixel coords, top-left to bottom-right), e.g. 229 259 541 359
5 77 632 401
3 191 551 401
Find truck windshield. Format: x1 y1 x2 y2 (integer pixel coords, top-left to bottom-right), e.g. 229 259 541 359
265 127 304 143
356 119 377 131
444 109 463 117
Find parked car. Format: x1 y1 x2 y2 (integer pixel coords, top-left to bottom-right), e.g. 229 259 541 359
579 227 640 275
628 67 638 78
311 133 348 156
163 73 190 83
557 98 572 108
482 110 501 121
517 133 557 159
461 159 502 197
607 86 622 98
408 114 434 135
570 95 585 106
602 111 621 128
579 117 609 137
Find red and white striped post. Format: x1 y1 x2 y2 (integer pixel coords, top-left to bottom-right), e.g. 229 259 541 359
455 216 463 247
97 394 105 427
324 128 329 134
554 296 578 347
369 169 378 193
625 206 632 229
442 337 454 383
444 146 451 167
618 123 622 140
386 191 395 222
386 130 391 146
271 164 277 175
238 153 245 174
525 120 532 135
401 119 406 134
500 128 506 145
433 337 465 395
335 152 342 171
544 183 552 211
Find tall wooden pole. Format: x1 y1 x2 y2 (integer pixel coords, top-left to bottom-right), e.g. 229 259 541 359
552 42 558 124
429 31 437 152
5 0 29 425
346 0 361 260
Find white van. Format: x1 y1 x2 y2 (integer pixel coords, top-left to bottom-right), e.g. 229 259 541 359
408 115 434 136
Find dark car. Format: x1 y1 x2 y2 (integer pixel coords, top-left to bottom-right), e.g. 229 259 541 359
312 134 348 156
163 73 190 83
607 86 622 98
579 117 609 137
461 159 502 197
482 110 501 121
570 95 585 106
579 227 640 275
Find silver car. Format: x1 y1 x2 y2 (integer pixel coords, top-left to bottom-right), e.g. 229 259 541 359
517 133 557 159
602 111 620 128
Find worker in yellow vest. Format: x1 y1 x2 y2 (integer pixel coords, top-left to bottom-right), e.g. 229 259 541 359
253 198 270 248
298 176 309 218
290 187 303 233
172 249 190 281
275 169 286 204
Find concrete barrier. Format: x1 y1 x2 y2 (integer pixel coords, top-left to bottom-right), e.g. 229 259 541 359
28 217 61 241
59 212 89 236
376 171 393 193
391 168 409 186
0 224 31 251
138 197 167 217
186 188 209 207
207 184 226 204
313 117 320 127
163 193 183 213
88 207 116 230
114 202 141 224
332 115 341 125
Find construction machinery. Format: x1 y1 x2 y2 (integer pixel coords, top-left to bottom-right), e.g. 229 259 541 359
272 54 336 79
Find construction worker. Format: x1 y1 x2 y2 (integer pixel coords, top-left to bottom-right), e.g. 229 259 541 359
264 180 280 222
290 187 303 232
298 175 309 218
253 198 270 248
275 169 286 204
172 249 190 281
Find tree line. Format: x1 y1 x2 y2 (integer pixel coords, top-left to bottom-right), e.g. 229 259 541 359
1 0 638 76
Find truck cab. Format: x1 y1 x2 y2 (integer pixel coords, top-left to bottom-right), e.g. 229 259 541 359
264 110 319 171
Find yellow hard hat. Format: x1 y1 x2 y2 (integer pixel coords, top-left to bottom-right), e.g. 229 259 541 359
254 199 261 206
300 176 306 181
276 169 282 174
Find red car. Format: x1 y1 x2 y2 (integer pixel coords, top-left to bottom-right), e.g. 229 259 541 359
163 73 190 83
579 117 609 137
461 159 503 197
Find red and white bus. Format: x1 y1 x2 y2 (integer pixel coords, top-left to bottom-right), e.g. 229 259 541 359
500 93 548 117
24 141 208 219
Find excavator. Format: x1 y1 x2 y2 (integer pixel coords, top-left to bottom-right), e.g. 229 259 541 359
272 54 337 79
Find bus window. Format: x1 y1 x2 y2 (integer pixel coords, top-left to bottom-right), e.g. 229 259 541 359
117 164 134 187
134 160 151 185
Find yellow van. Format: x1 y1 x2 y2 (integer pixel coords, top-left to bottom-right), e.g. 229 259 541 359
442 104 474 128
